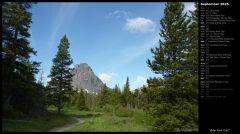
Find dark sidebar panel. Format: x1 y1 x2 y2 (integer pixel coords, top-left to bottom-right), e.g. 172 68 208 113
199 0 238 133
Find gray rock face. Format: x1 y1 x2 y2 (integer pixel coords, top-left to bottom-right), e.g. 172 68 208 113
71 63 104 93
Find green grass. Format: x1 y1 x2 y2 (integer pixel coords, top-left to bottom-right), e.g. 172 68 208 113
115 107 134 117
2 106 155 132
2 107 76 132
63 108 102 118
65 108 154 132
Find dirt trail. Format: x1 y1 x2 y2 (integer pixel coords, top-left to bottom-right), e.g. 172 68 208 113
48 117 84 132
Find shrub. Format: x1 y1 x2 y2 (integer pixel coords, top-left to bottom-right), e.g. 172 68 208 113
153 114 181 132
115 107 133 117
102 104 113 113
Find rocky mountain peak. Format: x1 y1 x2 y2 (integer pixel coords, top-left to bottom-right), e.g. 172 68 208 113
72 63 104 93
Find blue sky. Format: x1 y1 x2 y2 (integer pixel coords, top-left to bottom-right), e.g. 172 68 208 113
29 2 195 90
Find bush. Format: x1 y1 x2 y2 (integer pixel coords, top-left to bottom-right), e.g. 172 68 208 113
79 106 89 111
153 114 181 132
102 104 113 113
115 107 133 117
2 105 26 119
171 101 198 131
149 101 198 132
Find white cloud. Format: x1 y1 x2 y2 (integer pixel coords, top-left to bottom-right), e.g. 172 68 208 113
125 17 156 33
69 64 74 69
105 10 130 19
37 72 50 86
98 72 118 83
184 2 195 15
132 76 147 90
47 77 51 82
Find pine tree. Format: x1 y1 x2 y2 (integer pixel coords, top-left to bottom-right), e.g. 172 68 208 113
140 85 149 109
147 2 190 77
96 84 110 108
85 93 96 110
2 2 38 82
123 77 131 108
70 89 78 107
78 88 87 110
2 2 45 117
146 2 198 131
111 84 121 112
133 89 140 109
112 84 121 106
187 2 198 75
47 35 73 114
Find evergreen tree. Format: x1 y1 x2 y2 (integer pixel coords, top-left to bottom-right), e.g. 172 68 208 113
133 89 140 109
85 93 96 110
147 2 190 77
123 77 131 108
2 2 45 117
47 35 73 114
77 88 87 110
2 2 37 83
96 84 111 108
109 84 122 115
146 2 198 131
69 88 79 107
140 85 149 109
187 2 198 75
112 84 121 106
